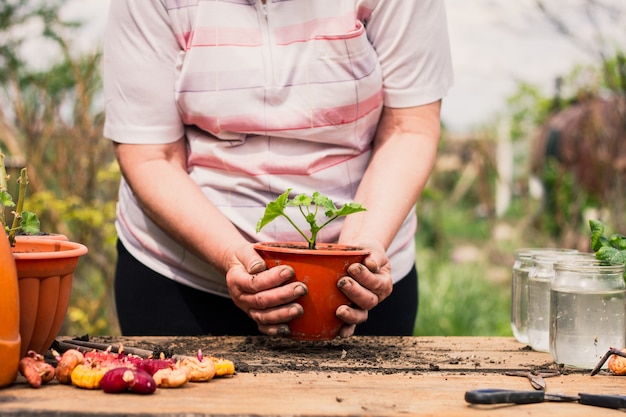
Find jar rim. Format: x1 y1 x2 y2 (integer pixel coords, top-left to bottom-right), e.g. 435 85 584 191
554 261 625 273
515 248 578 259
534 252 596 262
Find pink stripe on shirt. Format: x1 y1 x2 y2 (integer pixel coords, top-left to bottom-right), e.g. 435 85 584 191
180 88 383 135
273 12 361 45
187 147 367 176
190 26 262 47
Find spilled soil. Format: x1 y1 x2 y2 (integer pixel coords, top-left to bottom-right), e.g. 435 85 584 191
54 335 436 375
52 335 561 376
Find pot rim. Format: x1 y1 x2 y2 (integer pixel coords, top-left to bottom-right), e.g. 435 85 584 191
11 237 88 260
254 241 369 256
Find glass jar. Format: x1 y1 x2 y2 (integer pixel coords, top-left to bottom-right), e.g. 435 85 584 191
550 260 626 369
527 253 561 352
511 248 577 344
527 252 594 351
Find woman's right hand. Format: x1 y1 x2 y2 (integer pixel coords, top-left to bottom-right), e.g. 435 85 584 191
115 141 307 336
225 243 308 336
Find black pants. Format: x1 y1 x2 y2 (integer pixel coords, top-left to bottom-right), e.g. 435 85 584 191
114 240 418 336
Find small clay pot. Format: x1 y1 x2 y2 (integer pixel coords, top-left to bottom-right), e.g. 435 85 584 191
254 242 369 341
15 233 69 241
12 237 88 357
0 236 20 388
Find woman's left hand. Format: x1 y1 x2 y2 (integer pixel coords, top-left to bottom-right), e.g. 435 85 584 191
334 238 393 337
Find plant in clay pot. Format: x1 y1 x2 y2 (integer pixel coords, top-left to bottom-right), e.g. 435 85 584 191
1 151 88 359
254 189 368 341
0 166 40 247
1 159 67 243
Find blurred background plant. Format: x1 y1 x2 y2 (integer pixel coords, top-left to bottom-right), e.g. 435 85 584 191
414 1 626 336
0 0 624 338
0 0 119 336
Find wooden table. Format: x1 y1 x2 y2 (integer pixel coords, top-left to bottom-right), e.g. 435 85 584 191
1 336 624 416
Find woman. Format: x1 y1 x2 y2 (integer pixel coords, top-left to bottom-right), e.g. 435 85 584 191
103 0 453 337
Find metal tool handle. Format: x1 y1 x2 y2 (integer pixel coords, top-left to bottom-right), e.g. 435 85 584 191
465 389 545 405
579 393 626 410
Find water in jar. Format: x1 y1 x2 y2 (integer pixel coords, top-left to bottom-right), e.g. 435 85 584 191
550 260 626 369
528 275 552 352
510 248 577 345
527 252 575 352
550 288 625 369
510 253 533 343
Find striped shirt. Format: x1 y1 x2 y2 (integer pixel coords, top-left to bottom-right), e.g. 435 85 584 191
103 0 453 296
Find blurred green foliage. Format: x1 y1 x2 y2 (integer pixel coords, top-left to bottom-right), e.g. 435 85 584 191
0 0 120 336
415 50 626 337
414 250 512 337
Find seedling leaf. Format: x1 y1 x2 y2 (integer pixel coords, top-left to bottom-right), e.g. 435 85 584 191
289 193 313 207
257 188 366 249
334 202 366 218
256 189 291 233
609 234 626 251
596 246 618 263
0 190 15 208
609 250 626 266
589 220 626 278
590 219 606 251
20 211 40 235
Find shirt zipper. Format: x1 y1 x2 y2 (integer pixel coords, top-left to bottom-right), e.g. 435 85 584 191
258 0 273 134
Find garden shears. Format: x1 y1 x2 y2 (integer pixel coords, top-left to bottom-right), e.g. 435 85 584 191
505 369 560 390
465 389 626 410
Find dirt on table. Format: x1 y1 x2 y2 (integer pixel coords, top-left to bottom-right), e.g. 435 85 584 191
66 335 439 375
54 335 558 377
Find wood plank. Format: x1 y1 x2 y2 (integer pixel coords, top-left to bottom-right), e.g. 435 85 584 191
0 336 620 417
1 371 624 416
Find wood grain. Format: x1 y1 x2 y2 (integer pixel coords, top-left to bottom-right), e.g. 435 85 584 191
0 336 622 417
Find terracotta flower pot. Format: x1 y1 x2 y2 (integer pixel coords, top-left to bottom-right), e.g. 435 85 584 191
12 237 88 357
254 242 369 341
0 236 21 388
15 233 68 242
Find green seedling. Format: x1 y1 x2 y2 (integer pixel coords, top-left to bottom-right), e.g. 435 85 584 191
589 219 626 277
256 188 366 250
0 151 40 247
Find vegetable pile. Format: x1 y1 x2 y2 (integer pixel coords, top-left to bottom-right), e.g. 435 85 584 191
18 346 235 394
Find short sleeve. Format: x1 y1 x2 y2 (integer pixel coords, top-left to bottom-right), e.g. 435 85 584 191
103 0 185 144
362 0 454 108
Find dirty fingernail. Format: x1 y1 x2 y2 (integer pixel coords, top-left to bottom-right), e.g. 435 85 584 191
249 261 265 273
280 267 294 279
339 325 356 338
336 304 349 316
289 304 304 317
277 325 291 336
365 258 380 273
348 263 364 276
337 278 351 290
293 284 307 297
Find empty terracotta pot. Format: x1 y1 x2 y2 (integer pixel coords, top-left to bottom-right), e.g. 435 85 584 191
254 242 368 341
0 235 20 388
12 237 88 357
